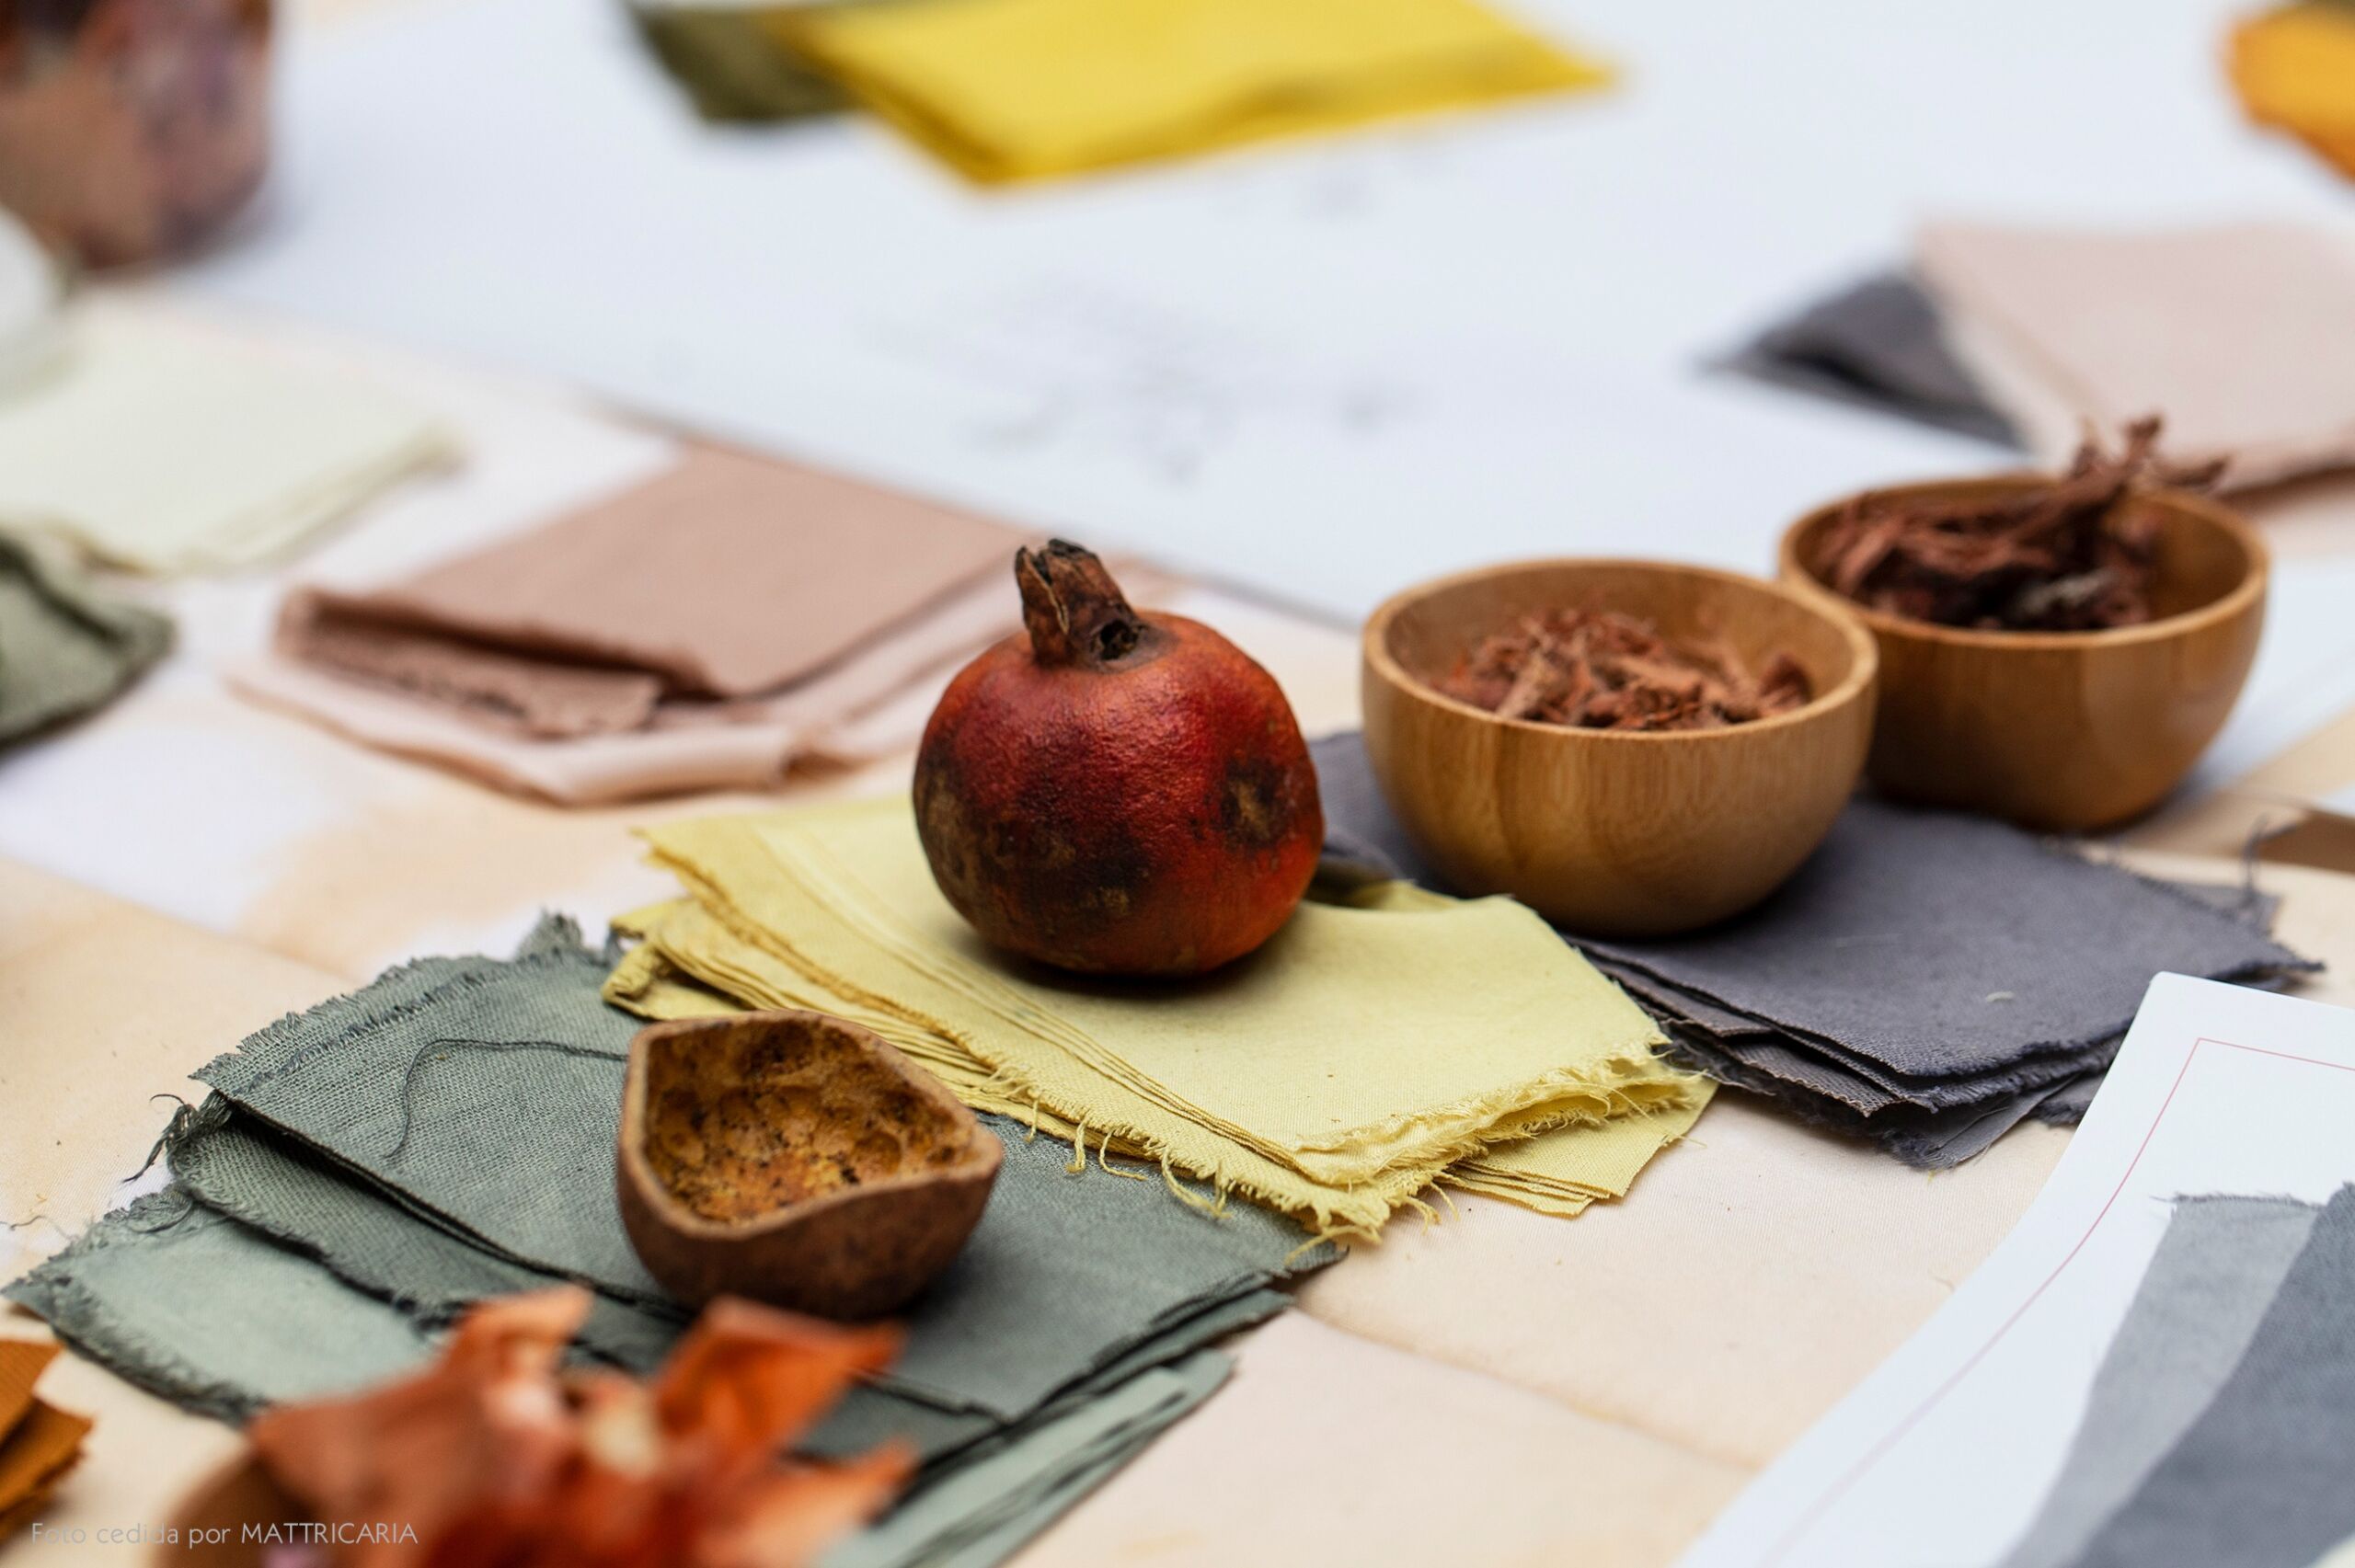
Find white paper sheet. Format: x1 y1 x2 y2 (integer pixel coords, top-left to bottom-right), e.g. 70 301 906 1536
1680 973 2355 1568
172 0 2355 784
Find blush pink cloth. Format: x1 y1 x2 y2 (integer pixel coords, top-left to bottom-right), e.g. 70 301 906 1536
1918 222 2355 490
250 446 1043 801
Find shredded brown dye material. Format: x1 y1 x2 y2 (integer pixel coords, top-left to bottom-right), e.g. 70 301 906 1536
1432 610 1812 731
1811 416 2226 632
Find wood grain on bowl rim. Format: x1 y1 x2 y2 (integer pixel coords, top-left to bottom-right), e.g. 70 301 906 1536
1360 558 1878 939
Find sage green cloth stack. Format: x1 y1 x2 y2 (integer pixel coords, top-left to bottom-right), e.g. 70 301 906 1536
8 919 1332 1567
0 530 169 748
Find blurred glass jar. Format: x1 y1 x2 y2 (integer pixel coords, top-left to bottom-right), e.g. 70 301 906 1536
0 0 270 269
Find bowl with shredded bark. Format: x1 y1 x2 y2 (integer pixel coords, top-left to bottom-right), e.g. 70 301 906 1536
617 1010 1002 1320
1361 559 1878 937
1780 442 2267 831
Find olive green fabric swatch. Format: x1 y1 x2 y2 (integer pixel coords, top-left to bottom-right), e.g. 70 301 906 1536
0 529 170 747
6 1191 1240 1567
181 918 1329 1421
629 4 850 122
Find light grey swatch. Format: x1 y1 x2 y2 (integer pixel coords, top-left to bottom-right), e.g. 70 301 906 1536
2074 1185 2355 1568
1997 1195 2321 1568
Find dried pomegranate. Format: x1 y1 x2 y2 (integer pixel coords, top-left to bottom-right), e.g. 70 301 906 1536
913 540 1322 977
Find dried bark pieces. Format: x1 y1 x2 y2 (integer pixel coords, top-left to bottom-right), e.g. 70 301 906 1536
1433 609 1812 731
1811 417 2224 632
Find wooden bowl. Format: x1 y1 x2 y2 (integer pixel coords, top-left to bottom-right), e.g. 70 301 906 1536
1779 479 2268 831
616 1011 1002 1321
1361 560 1878 937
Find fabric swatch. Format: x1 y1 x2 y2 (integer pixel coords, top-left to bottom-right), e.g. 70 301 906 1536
293 446 1021 703
0 528 169 748
1915 221 2355 489
1313 731 2312 1165
633 797 1705 1238
778 0 1612 184
178 918 1331 1423
2075 1185 2355 1568
248 445 1038 801
1997 1195 2321 1568
0 304 446 574
2230 5 2355 186
629 3 851 122
605 893 1713 1225
8 1192 1244 1568
1716 271 2019 446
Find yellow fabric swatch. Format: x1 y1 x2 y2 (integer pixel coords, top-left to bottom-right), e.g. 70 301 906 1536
629 797 1705 1237
607 895 1709 1224
2230 5 2355 181
780 0 1612 183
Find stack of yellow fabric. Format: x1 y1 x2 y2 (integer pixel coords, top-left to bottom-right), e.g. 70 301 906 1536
608 798 1710 1240
772 0 1611 183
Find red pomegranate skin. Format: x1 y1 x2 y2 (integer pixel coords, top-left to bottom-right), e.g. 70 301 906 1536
913 541 1323 977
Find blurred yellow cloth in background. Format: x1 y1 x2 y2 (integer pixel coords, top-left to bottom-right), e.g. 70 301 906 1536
781 0 1611 183
616 797 1707 1238
2231 4 2355 181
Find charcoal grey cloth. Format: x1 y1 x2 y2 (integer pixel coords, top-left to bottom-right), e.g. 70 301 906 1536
1998 1195 2321 1568
190 917 1331 1422
2074 1185 2355 1568
1717 270 2021 446
1312 731 2313 1166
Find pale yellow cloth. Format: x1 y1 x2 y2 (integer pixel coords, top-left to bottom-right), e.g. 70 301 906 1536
622 796 1706 1237
782 0 1612 184
0 304 446 575
606 893 1713 1223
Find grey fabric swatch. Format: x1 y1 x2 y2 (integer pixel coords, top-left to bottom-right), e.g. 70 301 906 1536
1998 1195 2321 1568
190 918 1330 1422
0 528 172 747
1313 734 2308 1074
1312 731 2312 1166
1716 270 2021 446
2074 1185 2355 1568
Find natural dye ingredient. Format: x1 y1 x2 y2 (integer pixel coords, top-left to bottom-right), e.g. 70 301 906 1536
618 1010 1003 1319
1431 609 1812 732
1810 418 2223 632
914 539 1322 977
237 1287 907 1568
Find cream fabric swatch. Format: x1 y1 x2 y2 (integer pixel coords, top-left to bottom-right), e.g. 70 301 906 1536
781 0 1612 184
0 304 446 574
626 796 1705 1237
1916 222 2355 489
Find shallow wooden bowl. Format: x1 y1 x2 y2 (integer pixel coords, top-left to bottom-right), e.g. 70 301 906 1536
1779 478 2268 831
616 1010 1002 1321
1361 560 1878 938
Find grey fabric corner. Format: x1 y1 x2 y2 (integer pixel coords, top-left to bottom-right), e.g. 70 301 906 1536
1715 269 2021 447
1998 1194 2320 1568
2073 1185 2355 1568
